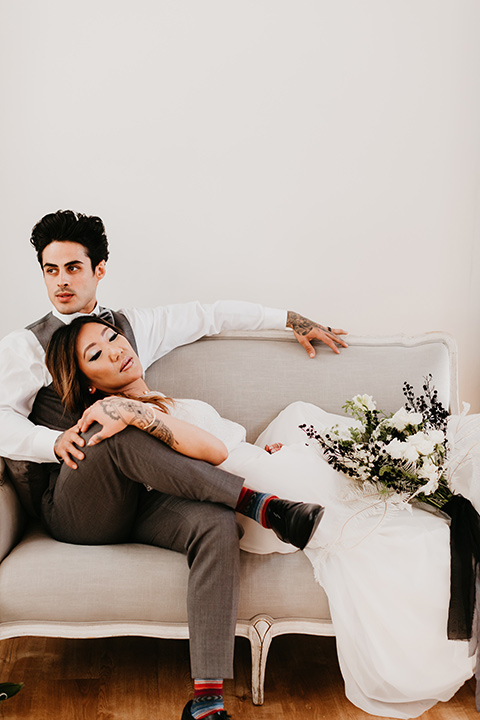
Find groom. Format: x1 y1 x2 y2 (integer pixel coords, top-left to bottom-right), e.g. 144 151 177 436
0 209 347 719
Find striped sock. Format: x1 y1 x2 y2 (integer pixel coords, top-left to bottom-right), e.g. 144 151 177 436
236 488 278 528
191 679 224 719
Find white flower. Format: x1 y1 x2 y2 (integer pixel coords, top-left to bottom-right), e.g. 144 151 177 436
427 429 445 446
413 477 439 497
385 438 419 463
402 443 420 463
411 459 440 497
406 432 435 456
405 430 444 456
418 458 439 482
352 394 376 412
384 438 404 459
388 407 423 432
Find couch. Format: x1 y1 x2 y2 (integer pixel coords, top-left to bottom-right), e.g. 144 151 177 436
0 330 459 704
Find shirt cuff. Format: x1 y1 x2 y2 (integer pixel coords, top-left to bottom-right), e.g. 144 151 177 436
263 307 287 330
31 427 63 464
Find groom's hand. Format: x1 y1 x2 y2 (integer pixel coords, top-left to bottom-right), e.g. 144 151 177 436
54 425 85 469
286 311 348 357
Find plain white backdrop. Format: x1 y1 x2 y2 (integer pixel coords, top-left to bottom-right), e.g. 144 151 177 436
1 1 480 407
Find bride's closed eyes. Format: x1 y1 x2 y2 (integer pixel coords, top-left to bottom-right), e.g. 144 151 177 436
83 329 119 362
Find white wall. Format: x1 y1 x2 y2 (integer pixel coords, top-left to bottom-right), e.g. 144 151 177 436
1 1 480 407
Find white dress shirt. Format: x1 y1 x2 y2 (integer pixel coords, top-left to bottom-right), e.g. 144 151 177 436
0 301 286 464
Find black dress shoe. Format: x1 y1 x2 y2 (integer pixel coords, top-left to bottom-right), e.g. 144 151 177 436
181 700 232 719
266 498 324 550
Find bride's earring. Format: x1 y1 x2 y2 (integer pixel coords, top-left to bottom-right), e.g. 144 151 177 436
88 386 96 394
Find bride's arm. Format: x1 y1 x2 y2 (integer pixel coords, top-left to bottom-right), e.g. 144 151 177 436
77 396 228 465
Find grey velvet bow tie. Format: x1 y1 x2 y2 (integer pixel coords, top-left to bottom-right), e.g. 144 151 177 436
97 307 115 325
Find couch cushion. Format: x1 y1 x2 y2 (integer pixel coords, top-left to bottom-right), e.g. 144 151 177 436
0 525 330 625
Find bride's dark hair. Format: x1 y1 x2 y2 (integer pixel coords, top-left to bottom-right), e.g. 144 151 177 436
45 316 174 415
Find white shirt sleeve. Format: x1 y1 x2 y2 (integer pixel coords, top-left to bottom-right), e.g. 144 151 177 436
121 300 287 368
0 329 61 462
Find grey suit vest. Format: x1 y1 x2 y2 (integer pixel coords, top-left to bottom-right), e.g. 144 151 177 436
4 310 137 518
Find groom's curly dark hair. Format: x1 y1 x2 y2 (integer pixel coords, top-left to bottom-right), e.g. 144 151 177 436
30 209 109 270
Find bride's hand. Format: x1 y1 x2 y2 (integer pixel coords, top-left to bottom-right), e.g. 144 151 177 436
265 443 283 454
78 396 147 446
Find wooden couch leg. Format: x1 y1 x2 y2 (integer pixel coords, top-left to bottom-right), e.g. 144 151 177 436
248 615 273 705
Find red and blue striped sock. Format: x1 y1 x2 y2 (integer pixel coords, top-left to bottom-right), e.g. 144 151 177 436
191 679 224 719
236 488 278 528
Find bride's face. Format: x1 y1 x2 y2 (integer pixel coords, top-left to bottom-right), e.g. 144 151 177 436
76 322 144 395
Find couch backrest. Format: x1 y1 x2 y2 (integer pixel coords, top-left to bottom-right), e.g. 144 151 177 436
145 331 458 443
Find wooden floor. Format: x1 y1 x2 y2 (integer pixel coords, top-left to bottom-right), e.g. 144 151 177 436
0 634 477 720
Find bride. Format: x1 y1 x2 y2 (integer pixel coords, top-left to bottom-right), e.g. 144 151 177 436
46 316 476 719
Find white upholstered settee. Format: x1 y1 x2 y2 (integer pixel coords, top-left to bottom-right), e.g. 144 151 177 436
0 330 459 705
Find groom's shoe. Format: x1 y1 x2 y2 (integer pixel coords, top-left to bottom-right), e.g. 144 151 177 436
182 700 232 719
266 499 324 550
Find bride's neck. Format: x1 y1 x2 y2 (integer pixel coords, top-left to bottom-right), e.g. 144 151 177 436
116 378 151 399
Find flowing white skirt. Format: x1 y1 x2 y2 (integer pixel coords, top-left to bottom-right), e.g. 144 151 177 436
220 401 475 718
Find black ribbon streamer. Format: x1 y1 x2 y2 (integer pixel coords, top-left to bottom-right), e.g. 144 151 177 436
475 575 480 712
442 495 480 710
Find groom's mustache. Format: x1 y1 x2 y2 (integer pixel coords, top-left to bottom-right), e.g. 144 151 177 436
55 288 75 295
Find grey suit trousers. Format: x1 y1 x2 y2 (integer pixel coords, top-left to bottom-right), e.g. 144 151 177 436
41 425 245 679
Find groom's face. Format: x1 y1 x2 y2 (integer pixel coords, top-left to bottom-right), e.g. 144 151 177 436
41 241 106 315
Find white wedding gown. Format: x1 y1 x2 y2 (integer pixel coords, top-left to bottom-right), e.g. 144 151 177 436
170 398 476 718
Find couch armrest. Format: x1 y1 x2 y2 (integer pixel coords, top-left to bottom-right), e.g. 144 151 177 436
0 458 26 562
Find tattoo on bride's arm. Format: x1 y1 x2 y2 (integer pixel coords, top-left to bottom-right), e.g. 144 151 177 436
120 400 157 429
286 311 327 336
98 398 177 447
145 417 177 449
99 398 154 429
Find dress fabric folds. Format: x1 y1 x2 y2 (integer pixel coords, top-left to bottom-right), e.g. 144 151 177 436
171 399 476 718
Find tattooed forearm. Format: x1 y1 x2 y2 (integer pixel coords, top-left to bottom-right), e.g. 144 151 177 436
101 397 178 447
286 311 328 336
145 416 177 449
124 401 158 430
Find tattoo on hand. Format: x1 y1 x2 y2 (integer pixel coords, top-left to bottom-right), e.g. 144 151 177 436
287 311 327 336
99 399 123 421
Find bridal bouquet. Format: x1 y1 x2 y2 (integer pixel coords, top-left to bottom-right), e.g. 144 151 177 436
300 375 452 509
301 377 480 657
